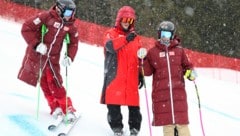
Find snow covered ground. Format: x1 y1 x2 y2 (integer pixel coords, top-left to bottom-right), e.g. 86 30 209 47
0 18 240 136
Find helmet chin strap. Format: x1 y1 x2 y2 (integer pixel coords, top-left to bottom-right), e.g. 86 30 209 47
63 17 71 22
56 6 63 17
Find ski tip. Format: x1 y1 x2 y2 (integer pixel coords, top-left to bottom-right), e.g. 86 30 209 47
58 133 66 136
48 125 56 131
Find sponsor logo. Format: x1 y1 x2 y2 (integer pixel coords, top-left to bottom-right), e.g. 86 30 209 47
53 22 61 28
169 51 175 56
63 26 70 31
159 52 165 57
33 18 41 25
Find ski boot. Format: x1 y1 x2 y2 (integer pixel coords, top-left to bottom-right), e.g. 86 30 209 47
52 107 63 119
64 107 77 123
130 128 139 136
113 128 124 136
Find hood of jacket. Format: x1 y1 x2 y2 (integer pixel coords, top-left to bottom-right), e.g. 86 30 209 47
115 6 136 32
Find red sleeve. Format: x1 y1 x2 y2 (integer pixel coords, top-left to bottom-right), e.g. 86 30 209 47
21 11 49 48
103 28 128 51
111 37 128 50
67 26 79 61
182 49 194 72
143 53 155 76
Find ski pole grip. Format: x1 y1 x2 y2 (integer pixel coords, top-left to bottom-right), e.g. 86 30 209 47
137 48 147 59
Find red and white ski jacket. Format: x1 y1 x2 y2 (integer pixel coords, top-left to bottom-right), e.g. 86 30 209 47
18 6 79 86
143 36 193 126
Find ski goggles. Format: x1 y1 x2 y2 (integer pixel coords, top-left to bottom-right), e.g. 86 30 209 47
63 9 74 17
121 18 134 25
160 31 172 39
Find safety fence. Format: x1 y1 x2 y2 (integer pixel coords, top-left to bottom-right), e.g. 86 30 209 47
1 0 239 83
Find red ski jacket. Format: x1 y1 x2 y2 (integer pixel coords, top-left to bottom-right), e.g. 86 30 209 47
143 36 193 126
18 6 79 86
101 6 142 106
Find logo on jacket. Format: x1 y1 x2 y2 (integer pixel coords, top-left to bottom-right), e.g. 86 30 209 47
169 51 175 56
63 26 70 31
33 17 41 25
53 22 61 28
159 52 165 57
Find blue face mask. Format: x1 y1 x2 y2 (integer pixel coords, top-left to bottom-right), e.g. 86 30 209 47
160 31 172 39
63 9 74 17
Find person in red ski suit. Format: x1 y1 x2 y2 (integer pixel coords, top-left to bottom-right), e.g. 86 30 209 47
142 21 197 136
100 6 144 136
18 0 78 119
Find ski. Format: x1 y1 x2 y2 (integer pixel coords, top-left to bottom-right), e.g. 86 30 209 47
48 115 65 131
57 114 81 136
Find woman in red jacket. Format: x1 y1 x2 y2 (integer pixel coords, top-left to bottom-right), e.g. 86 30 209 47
18 0 78 121
143 21 196 136
100 6 144 136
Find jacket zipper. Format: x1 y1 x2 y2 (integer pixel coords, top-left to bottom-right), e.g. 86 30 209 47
42 21 64 87
166 48 175 124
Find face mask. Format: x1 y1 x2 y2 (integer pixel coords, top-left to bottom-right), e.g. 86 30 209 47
160 39 170 47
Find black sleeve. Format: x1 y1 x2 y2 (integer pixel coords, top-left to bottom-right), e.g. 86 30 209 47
105 40 116 54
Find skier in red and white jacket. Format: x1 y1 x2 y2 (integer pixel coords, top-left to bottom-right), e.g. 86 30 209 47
18 0 78 121
142 21 197 136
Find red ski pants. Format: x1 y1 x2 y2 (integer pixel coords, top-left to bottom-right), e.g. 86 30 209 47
40 65 74 114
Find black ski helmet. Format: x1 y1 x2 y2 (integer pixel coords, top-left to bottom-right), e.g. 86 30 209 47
56 0 76 18
158 21 175 40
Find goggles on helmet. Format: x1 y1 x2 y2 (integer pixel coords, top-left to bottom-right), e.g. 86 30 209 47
160 31 172 39
63 9 74 17
121 18 134 25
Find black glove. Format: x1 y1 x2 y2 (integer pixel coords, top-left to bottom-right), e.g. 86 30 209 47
126 32 136 42
138 73 144 89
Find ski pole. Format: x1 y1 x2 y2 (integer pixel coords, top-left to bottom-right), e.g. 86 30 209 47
36 24 47 119
64 33 70 91
193 81 205 136
137 48 152 136
174 126 178 136
64 33 70 124
36 68 41 120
